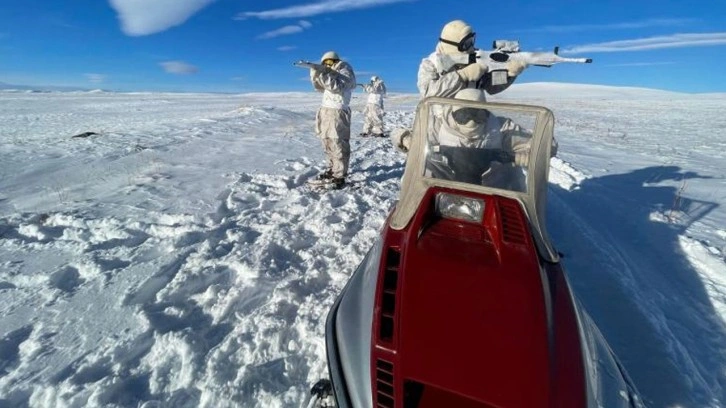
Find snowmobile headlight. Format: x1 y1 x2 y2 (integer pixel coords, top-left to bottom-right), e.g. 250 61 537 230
435 193 485 223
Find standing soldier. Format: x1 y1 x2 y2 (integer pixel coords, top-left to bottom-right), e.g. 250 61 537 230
418 19 525 99
360 76 387 138
393 19 526 153
309 51 357 189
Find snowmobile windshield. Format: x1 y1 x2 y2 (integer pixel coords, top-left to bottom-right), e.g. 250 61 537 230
424 103 538 193
391 97 558 262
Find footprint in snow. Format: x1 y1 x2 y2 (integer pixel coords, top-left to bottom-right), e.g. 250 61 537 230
0 281 17 290
49 265 83 294
0 326 33 375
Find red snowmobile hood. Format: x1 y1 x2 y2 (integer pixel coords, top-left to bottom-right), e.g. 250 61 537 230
370 188 586 407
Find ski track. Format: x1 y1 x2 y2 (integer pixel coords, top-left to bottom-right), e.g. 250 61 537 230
2 90 726 407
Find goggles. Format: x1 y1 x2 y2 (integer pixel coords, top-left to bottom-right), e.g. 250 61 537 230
439 31 476 52
452 107 488 124
322 59 338 67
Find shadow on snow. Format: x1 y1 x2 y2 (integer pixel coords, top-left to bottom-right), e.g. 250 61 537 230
548 165 723 407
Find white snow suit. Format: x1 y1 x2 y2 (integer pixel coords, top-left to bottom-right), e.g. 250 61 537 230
438 107 530 150
435 107 532 190
362 79 387 135
386 45 520 154
417 44 516 99
310 60 357 179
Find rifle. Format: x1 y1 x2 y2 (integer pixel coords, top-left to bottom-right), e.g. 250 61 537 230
294 60 330 73
437 40 593 86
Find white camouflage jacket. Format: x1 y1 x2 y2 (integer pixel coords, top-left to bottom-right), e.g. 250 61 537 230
363 80 387 106
311 61 357 110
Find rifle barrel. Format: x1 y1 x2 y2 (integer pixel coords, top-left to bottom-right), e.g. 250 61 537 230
560 57 592 63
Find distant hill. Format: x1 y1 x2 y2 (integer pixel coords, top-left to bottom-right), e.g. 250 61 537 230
0 81 90 92
495 82 725 100
1 80 723 98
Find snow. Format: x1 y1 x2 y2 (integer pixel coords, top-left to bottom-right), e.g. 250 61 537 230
1 84 725 407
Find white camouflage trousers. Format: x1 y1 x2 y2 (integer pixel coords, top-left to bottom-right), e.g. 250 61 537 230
315 106 351 178
362 103 384 135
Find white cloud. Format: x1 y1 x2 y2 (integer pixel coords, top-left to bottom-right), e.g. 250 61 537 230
258 25 304 39
277 46 298 52
257 20 313 40
237 0 415 20
159 61 199 75
521 18 696 34
108 0 216 36
563 32 726 53
84 73 107 83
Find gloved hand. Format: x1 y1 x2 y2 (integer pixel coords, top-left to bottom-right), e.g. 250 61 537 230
506 59 528 77
457 63 487 82
512 144 530 167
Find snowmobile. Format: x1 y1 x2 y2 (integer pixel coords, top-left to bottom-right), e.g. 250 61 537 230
308 97 645 408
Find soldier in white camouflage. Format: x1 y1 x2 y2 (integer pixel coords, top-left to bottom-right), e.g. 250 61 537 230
392 19 527 153
360 76 387 138
309 51 357 189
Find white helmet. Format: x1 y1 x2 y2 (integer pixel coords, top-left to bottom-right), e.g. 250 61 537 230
453 88 486 103
438 20 475 54
371 75 379 82
320 51 340 63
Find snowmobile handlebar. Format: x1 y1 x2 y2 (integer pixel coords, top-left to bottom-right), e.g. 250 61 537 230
427 146 515 185
437 146 514 164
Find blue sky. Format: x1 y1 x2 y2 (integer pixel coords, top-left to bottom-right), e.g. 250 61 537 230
1 0 725 93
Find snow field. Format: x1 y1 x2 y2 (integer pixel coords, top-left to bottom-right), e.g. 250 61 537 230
1 85 726 407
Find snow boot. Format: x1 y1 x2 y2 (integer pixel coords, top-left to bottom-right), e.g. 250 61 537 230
330 177 346 190
316 169 334 181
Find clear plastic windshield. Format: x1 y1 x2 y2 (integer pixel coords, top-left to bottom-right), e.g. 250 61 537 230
424 103 538 193
391 97 557 261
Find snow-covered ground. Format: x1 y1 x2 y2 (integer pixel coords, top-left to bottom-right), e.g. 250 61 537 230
1 84 725 407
